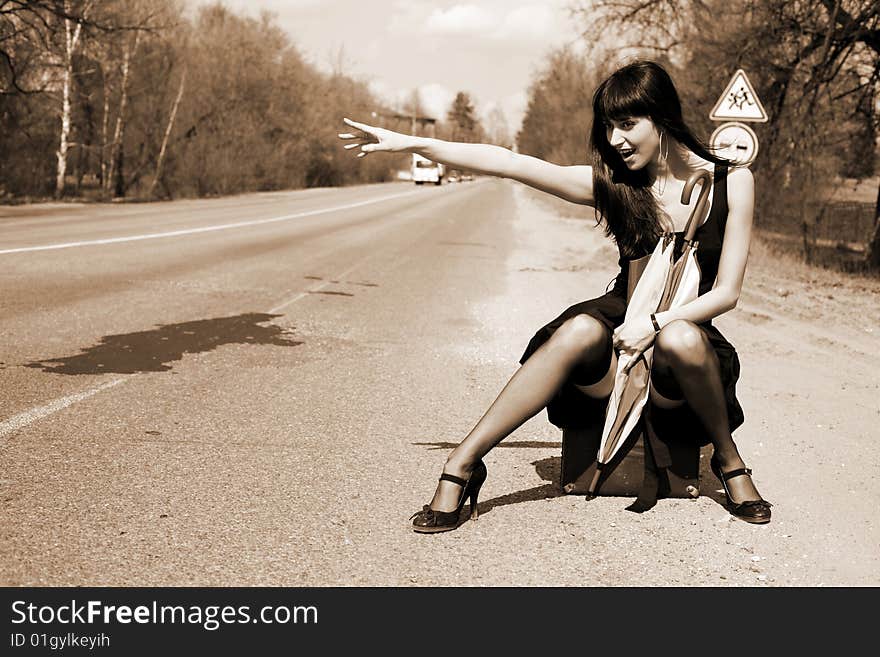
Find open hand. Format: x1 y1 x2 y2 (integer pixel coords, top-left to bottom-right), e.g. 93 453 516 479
337 117 412 158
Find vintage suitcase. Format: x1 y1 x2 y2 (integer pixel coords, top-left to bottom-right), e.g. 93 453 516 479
559 242 703 506
560 401 702 503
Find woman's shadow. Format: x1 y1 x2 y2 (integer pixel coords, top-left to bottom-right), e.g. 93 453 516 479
413 439 729 517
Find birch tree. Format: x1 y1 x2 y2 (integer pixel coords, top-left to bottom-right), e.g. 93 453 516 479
55 0 91 197
105 28 138 197
149 66 185 198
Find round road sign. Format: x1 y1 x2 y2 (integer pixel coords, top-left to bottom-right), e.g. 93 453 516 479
710 121 759 167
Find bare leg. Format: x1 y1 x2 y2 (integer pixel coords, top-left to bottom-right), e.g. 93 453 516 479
651 320 762 503
428 315 613 512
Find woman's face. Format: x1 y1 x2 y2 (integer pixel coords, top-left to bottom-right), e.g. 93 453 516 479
605 116 661 170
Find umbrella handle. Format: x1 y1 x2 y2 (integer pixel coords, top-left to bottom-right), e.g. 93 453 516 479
680 169 712 241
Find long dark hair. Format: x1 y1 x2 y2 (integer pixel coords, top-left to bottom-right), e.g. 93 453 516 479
590 60 732 259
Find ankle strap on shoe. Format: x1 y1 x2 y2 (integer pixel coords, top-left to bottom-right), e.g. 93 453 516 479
719 466 752 481
439 472 468 487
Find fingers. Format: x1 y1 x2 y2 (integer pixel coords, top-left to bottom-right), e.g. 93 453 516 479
349 142 379 150
622 353 640 375
339 131 373 143
341 140 380 159
340 119 382 159
343 142 376 153
343 117 371 131
620 347 645 374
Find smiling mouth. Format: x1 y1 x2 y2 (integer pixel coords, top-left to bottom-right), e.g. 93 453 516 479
618 147 636 159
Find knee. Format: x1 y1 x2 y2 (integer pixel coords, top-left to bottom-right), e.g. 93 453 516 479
552 314 609 356
654 319 709 368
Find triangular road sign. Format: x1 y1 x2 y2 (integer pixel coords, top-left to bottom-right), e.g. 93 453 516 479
709 69 768 122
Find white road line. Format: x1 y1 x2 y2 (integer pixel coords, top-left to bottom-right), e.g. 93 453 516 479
0 186 439 439
1 253 377 441
0 188 425 255
0 377 128 442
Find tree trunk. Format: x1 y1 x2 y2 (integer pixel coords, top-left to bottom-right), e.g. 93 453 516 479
55 8 83 198
149 67 186 199
55 64 72 197
866 181 880 270
106 32 139 198
100 70 111 191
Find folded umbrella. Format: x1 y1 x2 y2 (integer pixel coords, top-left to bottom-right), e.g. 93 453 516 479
655 174 709 314
587 169 713 497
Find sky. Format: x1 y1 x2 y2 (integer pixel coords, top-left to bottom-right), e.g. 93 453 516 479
186 0 584 133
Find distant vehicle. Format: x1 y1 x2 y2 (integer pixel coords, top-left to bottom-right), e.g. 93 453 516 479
412 153 444 185
447 171 460 183
461 173 474 182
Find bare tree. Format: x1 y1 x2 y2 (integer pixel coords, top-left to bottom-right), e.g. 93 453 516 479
55 0 91 197
1 1 400 199
517 46 610 164
485 104 512 148
149 65 185 198
104 28 138 197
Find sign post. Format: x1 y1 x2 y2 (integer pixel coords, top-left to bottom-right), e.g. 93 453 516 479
708 69 766 167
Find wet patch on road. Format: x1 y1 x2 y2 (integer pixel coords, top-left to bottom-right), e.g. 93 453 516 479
24 312 302 375
308 290 354 297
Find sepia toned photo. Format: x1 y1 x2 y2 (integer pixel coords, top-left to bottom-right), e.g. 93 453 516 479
1 0 878 597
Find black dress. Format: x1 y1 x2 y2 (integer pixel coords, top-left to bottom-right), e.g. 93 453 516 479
518 163 745 446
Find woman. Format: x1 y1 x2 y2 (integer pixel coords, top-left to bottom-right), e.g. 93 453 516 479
338 60 772 530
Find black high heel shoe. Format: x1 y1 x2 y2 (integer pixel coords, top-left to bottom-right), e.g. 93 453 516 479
710 455 772 524
410 461 487 534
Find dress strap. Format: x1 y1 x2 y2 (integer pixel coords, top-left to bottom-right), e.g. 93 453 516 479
713 163 730 235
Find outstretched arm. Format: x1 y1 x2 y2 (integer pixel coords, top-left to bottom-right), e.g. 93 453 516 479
338 117 595 205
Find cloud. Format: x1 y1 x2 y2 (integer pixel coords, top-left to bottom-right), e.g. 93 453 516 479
398 2 568 44
367 79 457 122
417 83 457 120
425 5 494 36
494 5 559 42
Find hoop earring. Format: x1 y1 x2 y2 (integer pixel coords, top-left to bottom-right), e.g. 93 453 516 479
656 131 668 196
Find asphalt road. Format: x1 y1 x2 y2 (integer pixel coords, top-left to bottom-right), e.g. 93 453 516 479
1 179 877 586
